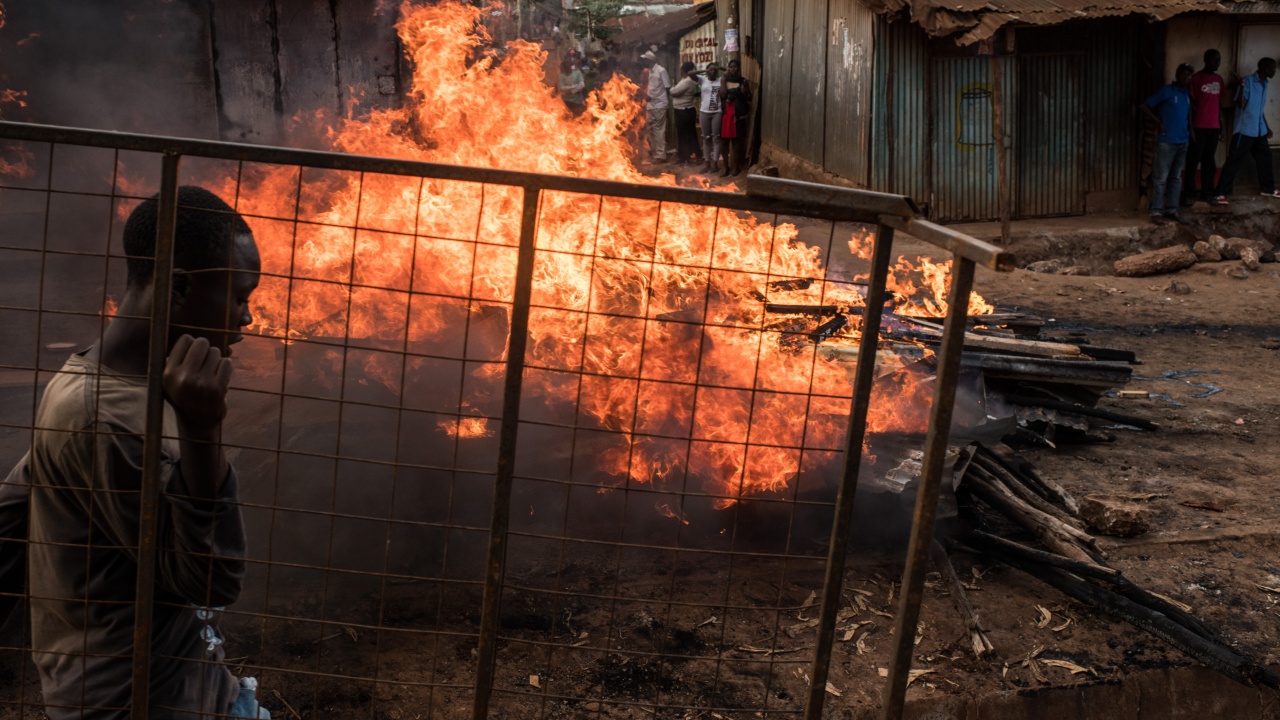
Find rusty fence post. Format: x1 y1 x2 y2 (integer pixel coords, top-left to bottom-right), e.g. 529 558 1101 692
472 185 542 720
880 254 976 720
802 223 896 720
130 152 182 720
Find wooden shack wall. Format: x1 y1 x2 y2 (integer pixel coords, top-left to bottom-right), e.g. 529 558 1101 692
0 0 402 147
756 0 875 185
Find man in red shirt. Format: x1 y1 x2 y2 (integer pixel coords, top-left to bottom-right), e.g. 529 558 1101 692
1183 49 1226 205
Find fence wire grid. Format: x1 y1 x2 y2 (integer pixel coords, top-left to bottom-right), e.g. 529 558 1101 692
0 121 1008 720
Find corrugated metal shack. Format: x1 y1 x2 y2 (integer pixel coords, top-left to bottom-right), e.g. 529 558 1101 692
756 0 1280 222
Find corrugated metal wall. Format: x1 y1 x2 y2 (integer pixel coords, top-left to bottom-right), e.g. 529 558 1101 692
824 0 875 184
870 18 929 204
764 10 1142 220
788 0 829 165
1086 21 1140 192
1017 53 1085 217
761 0 796 151
930 57 1016 222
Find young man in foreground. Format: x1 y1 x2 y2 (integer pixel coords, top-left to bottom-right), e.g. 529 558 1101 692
20 186 266 718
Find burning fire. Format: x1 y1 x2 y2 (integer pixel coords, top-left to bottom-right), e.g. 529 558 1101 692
214 1 994 509
7 1 994 511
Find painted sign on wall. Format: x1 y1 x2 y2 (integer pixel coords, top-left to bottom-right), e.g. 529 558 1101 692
680 21 718 69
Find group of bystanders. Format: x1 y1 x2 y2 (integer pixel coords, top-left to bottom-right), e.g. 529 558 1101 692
638 53 751 176
1143 49 1279 224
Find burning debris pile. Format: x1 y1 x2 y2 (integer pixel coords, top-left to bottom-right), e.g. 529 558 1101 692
768 287 1279 690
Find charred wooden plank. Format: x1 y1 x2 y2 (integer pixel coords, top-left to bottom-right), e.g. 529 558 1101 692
764 303 845 316
969 453 1086 532
960 531 1117 580
767 278 815 292
982 443 1080 515
900 317 1083 359
960 354 1134 387
809 315 848 343
966 473 1099 566
1003 394 1159 431
1077 345 1139 363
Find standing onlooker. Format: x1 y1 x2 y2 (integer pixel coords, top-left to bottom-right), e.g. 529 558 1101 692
584 51 607 93
718 60 752 176
695 63 723 173
670 62 702 165
1140 63 1193 224
558 56 587 116
641 51 671 163
1183 49 1226 206
1214 57 1280 203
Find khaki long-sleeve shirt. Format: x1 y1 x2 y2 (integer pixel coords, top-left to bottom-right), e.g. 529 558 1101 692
24 351 247 719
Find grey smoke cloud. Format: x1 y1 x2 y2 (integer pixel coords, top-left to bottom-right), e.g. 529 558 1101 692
0 0 218 137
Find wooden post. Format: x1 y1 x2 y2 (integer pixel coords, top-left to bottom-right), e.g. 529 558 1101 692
992 48 1011 244
724 0 741 63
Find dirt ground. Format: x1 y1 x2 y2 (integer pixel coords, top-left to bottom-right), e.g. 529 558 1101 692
2 176 1279 718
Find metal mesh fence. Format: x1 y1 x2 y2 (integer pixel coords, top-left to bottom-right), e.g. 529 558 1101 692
0 122 1007 720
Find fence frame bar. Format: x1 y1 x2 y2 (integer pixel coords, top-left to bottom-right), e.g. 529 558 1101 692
800 223 895 720
471 187 543 719
880 255 977 719
129 151 181 720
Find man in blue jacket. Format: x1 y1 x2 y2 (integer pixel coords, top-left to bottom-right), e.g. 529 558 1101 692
1141 63 1194 224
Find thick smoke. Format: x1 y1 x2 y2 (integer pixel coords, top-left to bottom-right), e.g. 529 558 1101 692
0 0 217 137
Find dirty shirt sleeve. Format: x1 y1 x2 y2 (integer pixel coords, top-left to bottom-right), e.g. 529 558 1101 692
81 424 247 607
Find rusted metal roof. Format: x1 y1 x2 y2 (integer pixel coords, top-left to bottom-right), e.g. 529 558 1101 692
864 0 1231 45
605 1 715 47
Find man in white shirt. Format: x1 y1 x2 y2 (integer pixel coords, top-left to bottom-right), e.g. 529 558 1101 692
641 50 671 163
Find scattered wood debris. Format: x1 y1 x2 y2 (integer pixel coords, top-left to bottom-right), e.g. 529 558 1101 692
1042 659 1095 676
1035 605 1052 629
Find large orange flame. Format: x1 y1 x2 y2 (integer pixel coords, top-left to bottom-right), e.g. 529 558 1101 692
8 1 991 510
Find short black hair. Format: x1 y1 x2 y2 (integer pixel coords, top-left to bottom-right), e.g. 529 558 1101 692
1176 63 1195 76
1204 49 1221 62
1260 57 1277 71
122 185 252 289
681 61 696 73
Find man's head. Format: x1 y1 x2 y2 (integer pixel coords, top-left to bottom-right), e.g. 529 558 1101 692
1259 57 1277 80
1204 49 1221 73
1176 63 1194 87
681 61 696 77
640 50 656 68
122 186 261 356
